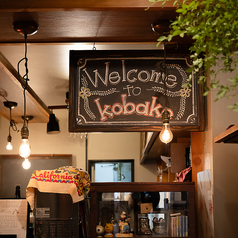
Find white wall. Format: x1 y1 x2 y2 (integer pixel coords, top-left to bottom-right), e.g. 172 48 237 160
88 132 157 182
209 71 238 238
0 109 157 182
0 110 85 167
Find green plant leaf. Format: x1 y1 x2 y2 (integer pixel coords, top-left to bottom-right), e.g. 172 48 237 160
157 36 167 42
150 0 238 110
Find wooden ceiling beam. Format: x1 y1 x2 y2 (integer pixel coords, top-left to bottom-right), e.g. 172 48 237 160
0 0 177 12
0 52 51 123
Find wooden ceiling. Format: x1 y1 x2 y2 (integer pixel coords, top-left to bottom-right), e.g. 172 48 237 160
0 0 191 123
0 0 181 44
0 52 51 123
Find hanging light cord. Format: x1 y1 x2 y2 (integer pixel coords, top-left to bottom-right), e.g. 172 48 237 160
163 41 169 109
9 107 18 132
17 34 29 128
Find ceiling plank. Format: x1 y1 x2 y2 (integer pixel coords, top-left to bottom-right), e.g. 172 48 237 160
0 0 177 11
0 52 51 123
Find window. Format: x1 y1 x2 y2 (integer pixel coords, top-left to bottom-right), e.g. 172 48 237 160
88 160 134 182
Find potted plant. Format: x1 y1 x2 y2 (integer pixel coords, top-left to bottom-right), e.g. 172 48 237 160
148 0 238 110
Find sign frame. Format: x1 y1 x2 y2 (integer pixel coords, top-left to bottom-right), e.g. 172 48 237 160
69 50 204 132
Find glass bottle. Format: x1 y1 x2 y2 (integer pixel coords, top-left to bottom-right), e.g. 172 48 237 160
15 184 21 198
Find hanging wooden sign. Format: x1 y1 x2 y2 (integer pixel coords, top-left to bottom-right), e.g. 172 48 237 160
69 50 204 132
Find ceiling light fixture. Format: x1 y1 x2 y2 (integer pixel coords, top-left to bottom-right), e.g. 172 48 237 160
47 112 60 134
22 158 31 170
151 19 171 35
19 116 33 159
159 42 173 144
13 20 38 158
159 107 173 143
3 101 18 150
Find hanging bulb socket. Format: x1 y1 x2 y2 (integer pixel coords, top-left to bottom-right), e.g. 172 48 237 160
19 125 31 158
162 107 170 124
21 125 29 139
7 134 12 143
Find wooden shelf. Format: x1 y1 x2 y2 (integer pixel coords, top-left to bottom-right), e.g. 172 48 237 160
140 132 169 164
140 131 190 164
214 123 238 143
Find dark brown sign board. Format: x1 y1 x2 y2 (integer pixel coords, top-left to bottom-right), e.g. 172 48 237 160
69 50 204 132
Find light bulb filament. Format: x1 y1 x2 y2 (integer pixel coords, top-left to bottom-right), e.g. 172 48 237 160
159 123 173 144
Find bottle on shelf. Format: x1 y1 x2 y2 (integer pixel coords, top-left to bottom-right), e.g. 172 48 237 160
14 184 21 198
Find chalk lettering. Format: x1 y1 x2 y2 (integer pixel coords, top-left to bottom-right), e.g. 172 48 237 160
127 69 137 83
136 102 150 116
149 97 163 118
109 71 121 85
138 70 150 82
112 103 123 115
150 70 162 83
81 60 178 88
121 94 136 115
123 85 141 96
94 94 173 122
82 61 110 87
94 98 113 122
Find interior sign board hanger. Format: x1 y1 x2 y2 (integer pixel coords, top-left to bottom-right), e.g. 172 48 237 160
69 50 204 132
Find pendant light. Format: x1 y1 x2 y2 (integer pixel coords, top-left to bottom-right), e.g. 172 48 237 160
159 107 173 143
3 101 18 150
13 20 38 158
22 158 31 170
19 116 33 159
47 112 60 134
159 42 173 144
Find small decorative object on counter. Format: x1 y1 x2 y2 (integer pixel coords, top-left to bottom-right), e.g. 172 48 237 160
115 211 133 237
14 184 21 198
104 223 113 237
139 217 152 235
119 211 130 232
96 225 104 238
152 217 167 236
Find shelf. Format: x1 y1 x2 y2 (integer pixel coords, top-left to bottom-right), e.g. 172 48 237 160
140 132 169 164
140 132 190 164
214 123 238 143
90 182 196 238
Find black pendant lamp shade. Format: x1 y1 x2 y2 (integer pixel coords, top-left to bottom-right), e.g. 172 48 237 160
47 113 60 134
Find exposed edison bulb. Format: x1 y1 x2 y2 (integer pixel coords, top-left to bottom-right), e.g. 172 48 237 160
6 141 13 150
22 158 31 170
19 139 31 158
159 123 173 144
